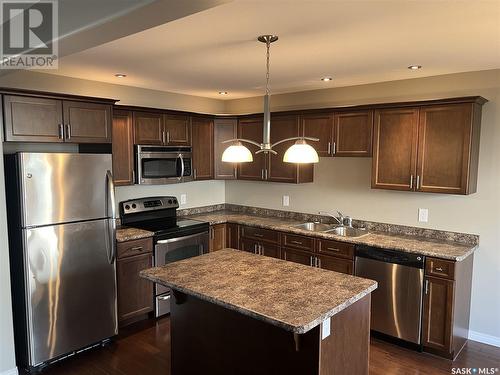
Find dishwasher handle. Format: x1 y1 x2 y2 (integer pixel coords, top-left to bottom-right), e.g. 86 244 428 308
355 245 425 269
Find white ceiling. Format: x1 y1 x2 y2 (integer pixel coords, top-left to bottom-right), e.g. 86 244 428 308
47 0 500 99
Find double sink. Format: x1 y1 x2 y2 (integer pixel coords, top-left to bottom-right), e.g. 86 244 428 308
291 222 368 238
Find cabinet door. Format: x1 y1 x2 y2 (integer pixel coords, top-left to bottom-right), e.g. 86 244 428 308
301 113 334 157
268 114 301 183
226 223 240 249
164 114 191 146
237 117 265 180
334 110 373 156
422 276 454 353
209 224 226 252
261 243 280 259
281 247 313 266
112 110 134 186
372 108 419 191
317 254 353 275
117 253 154 323
214 118 237 179
417 104 474 194
133 111 163 145
192 117 214 180
240 238 260 254
3 95 64 142
63 101 112 143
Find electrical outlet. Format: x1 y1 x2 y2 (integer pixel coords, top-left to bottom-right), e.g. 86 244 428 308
282 195 290 207
418 208 429 223
180 194 187 205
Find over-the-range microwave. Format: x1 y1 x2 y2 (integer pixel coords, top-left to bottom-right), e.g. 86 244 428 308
135 145 193 184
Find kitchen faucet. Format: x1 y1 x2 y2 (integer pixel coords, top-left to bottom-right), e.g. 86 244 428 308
319 211 352 227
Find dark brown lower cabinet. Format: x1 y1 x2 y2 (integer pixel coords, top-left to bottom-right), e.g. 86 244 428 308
259 242 281 259
209 224 226 252
240 238 259 254
281 247 313 266
117 238 154 326
422 255 473 360
226 223 240 249
317 254 354 275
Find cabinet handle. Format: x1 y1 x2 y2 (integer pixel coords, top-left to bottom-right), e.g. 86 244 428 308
410 175 414 189
265 169 268 180
261 169 264 180
327 142 331 155
210 228 214 240
253 233 264 238
290 240 303 245
66 124 71 140
132 170 135 183
254 244 258 254
194 169 197 180
310 256 314 267
316 257 321 268
326 247 340 252
259 244 263 255
416 175 421 190
435 267 444 272
332 142 336 155
58 124 64 139
425 279 429 295
130 246 143 252
167 131 170 144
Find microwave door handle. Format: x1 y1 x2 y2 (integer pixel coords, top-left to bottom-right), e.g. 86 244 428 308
178 153 184 181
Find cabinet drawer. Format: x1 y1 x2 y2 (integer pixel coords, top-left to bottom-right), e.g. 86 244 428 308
317 255 354 275
241 226 279 243
282 233 314 251
117 238 153 259
426 258 455 280
316 238 354 259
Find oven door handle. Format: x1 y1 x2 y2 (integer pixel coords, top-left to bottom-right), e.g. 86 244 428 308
177 153 184 181
156 231 207 244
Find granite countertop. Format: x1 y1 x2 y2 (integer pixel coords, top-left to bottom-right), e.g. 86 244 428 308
116 226 154 243
186 211 476 261
140 249 377 334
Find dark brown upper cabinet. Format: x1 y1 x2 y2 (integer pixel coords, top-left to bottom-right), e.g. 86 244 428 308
192 117 214 180
416 104 480 194
214 117 237 180
301 110 373 157
164 114 191 146
112 110 134 186
133 111 163 145
268 114 313 183
237 116 265 181
62 101 112 143
334 110 373 156
372 107 419 191
373 100 484 195
3 94 112 143
301 113 334 157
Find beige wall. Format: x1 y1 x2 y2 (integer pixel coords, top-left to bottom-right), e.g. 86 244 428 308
225 69 500 343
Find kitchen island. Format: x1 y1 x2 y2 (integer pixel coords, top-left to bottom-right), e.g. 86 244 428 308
141 248 377 375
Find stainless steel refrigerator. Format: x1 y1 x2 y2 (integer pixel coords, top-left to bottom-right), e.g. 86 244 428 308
5 153 118 371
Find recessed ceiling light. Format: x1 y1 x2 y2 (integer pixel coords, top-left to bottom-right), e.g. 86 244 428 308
321 77 333 82
407 65 422 70
218 91 228 95
114 73 127 78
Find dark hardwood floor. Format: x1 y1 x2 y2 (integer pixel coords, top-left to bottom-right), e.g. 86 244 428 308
22 318 500 375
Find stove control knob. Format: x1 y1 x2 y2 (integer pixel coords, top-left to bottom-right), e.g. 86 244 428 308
125 204 130 210
132 203 137 209
168 199 173 204
173 199 178 204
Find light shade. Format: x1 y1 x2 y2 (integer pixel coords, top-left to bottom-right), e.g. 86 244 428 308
283 139 319 163
222 142 253 163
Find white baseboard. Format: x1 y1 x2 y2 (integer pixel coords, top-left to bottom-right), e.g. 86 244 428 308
469 330 500 348
0 368 18 375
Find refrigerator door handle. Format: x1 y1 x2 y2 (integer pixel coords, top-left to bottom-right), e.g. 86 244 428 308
106 170 117 264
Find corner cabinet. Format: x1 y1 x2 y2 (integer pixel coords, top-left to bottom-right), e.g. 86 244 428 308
192 116 214 180
214 118 238 180
372 98 486 195
3 93 114 143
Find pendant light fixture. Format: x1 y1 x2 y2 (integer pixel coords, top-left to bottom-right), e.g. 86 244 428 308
221 35 319 164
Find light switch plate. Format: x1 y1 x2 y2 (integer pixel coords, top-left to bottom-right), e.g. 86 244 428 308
418 208 429 223
321 317 331 340
180 194 187 205
282 195 290 207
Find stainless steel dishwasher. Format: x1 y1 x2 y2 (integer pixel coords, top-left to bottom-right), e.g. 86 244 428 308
355 245 425 344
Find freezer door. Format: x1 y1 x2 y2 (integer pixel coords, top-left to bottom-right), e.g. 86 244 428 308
23 219 117 366
19 153 112 227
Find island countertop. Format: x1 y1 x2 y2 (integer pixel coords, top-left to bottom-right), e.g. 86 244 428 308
140 248 377 334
